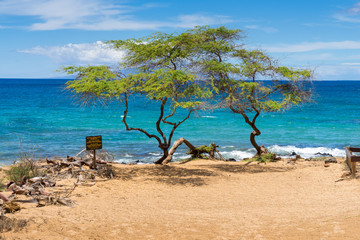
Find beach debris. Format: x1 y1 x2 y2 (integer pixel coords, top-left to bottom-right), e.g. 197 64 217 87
161 138 226 164
37 195 73 207
341 172 352 178
0 151 116 217
2 202 21 213
335 178 345 183
0 193 9 203
324 157 337 164
324 163 330 167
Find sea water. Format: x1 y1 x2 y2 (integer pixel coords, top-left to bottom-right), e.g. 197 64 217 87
0 79 359 164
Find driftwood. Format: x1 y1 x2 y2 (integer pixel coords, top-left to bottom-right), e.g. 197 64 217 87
162 138 196 164
1 154 113 211
0 151 117 219
162 138 226 164
0 194 9 203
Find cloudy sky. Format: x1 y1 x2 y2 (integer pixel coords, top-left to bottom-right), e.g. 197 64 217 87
1 0 360 79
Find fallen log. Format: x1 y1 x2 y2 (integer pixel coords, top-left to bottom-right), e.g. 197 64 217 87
162 138 225 164
162 138 196 164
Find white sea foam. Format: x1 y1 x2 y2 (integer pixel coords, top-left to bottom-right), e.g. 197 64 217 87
114 158 132 164
220 149 256 160
219 145 345 160
268 145 345 158
202 116 217 118
222 146 235 148
149 152 162 156
174 154 189 160
115 145 346 164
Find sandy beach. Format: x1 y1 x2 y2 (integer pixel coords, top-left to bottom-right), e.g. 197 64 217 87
1 158 360 239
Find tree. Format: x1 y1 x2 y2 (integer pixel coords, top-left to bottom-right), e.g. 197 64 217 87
63 32 211 165
63 26 312 163
189 26 313 156
226 50 312 156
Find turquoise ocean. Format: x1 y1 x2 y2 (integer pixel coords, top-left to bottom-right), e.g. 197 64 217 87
1 79 359 164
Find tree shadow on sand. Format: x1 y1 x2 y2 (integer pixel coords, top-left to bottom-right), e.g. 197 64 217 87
114 163 294 186
114 165 217 187
206 163 294 174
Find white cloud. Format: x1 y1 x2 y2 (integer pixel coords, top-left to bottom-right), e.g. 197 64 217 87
346 2 360 14
263 41 360 53
333 2 360 23
19 41 125 65
0 0 232 30
245 25 278 33
333 14 360 23
341 62 360 66
175 14 232 28
0 0 125 30
315 64 360 80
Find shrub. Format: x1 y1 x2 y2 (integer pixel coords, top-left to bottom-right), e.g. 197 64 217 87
6 157 40 185
256 153 277 162
243 153 278 163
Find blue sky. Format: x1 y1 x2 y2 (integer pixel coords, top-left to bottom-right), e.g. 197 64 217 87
1 0 360 80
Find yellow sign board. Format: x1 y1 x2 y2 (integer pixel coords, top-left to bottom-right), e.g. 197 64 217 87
86 135 102 150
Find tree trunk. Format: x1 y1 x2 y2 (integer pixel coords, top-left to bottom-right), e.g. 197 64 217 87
249 128 268 156
238 110 266 156
250 129 262 156
154 148 169 164
161 138 196 164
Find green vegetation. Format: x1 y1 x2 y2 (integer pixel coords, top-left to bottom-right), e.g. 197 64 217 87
63 26 313 163
188 26 313 156
64 31 212 164
187 144 217 159
256 153 278 163
6 157 40 184
242 153 278 163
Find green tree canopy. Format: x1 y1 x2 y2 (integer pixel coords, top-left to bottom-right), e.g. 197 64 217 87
64 31 212 164
63 25 313 163
188 27 313 156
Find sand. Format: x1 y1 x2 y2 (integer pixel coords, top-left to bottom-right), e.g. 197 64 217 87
1 158 360 239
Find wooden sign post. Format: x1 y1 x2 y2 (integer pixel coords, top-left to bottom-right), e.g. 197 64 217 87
86 135 102 169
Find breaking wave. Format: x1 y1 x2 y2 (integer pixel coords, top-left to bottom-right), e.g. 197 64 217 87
219 145 345 160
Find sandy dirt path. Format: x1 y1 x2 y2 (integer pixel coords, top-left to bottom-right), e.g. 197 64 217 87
2 158 360 239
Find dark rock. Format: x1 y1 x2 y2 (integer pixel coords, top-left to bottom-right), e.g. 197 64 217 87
295 155 301 160
324 157 337 164
226 158 237 162
290 152 297 156
315 152 333 157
